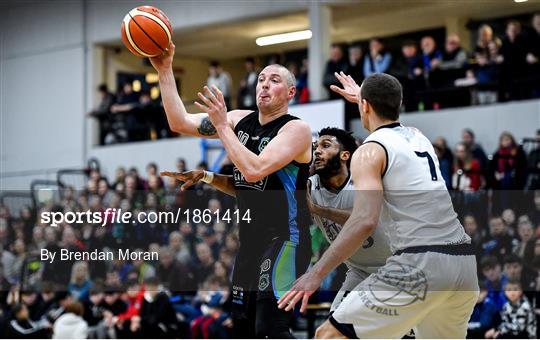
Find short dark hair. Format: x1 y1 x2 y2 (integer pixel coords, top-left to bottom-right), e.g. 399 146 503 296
318 127 358 157
360 73 402 121
402 40 416 48
245 57 255 64
98 84 108 93
463 128 475 139
480 256 500 270
503 254 522 266
210 60 220 68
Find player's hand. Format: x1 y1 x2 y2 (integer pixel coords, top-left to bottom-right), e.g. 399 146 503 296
149 42 175 73
195 85 229 129
277 270 323 313
330 71 360 104
306 183 321 216
161 170 204 190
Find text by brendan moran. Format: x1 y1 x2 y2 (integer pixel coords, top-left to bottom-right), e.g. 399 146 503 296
41 248 158 263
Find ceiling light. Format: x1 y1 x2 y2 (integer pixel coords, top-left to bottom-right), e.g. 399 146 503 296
256 30 312 46
514 0 528 3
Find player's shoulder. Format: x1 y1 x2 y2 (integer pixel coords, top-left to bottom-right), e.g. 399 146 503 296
308 174 320 188
282 116 310 131
229 109 254 127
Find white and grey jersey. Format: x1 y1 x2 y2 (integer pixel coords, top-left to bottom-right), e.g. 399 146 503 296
363 123 470 252
309 174 391 273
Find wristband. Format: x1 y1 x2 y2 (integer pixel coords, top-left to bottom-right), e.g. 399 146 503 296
201 171 214 184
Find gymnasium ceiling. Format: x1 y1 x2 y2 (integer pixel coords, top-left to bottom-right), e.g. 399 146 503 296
110 0 540 60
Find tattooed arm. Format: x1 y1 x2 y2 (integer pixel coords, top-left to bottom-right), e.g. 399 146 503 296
150 44 251 138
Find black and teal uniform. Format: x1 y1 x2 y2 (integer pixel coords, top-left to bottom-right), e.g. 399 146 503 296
231 111 312 338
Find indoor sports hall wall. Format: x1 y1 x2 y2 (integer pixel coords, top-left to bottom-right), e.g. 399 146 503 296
351 99 540 154
0 0 308 190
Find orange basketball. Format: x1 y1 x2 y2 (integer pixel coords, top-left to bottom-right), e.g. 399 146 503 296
121 6 173 58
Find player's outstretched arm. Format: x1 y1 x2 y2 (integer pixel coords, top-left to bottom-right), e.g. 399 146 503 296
195 85 312 182
150 44 249 138
278 142 386 313
329 71 361 104
307 182 351 225
161 170 236 197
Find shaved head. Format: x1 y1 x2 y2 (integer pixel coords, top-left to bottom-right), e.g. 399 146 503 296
262 64 296 88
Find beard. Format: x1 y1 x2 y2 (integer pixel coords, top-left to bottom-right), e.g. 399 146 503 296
314 153 342 178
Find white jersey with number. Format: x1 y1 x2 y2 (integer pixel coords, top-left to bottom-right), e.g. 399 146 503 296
309 174 391 273
363 123 470 252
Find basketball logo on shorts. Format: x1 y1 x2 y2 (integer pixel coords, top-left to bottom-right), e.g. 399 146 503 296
260 259 271 273
368 263 428 307
259 273 270 291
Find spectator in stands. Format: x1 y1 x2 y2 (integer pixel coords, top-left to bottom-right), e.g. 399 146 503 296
295 58 310 104
461 128 489 173
438 34 467 72
503 254 536 293
108 82 139 144
192 243 215 286
207 61 232 109
485 281 536 339
323 44 349 100
502 208 517 231
393 40 424 111
139 277 179 338
145 162 164 189
515 217 535 258
525 13 540 98
433 137 453 189
420 36 442 107
68 261 92 303
156 247 196 294
468 282 500 339
52 302 88 339
463 214 484 257
348 44 364 84
420 35 442 76
481 255 508 311
489 131 528 190
475 24 495 58
468 45 500 105
237 57 258 111
101 287 127 317
453 142 483 191
527 129 540 190
168 231 191 265
363 38 392 77
6 303 51 338
115 279 144 337
482 215 519 263
87 84 116 145
499 20 528 101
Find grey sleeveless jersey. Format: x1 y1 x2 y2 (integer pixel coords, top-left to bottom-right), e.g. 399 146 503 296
309 174 391 273
363 123 470 252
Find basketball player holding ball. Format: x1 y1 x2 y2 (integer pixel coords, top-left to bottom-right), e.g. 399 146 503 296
149 45 312 337
279 72 479 338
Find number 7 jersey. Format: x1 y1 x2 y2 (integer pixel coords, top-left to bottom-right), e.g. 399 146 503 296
363 122 470 253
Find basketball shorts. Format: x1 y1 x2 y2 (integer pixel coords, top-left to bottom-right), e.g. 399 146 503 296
231 238 311 319
330 245 479 338
330 267 371 312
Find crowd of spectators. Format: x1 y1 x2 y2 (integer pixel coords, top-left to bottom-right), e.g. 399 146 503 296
322 13 540 114
87 82 173 145
89 13 540 146
432 129 540 338
0 159 239 338
1 126 539 338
